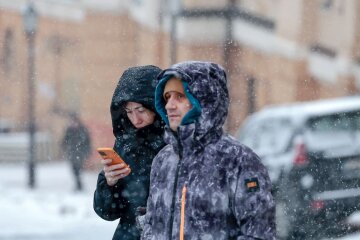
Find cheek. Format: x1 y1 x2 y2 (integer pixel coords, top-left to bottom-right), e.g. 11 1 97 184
127 114 136 124
143 112 156 124
185 100 192 110
128 118 138 126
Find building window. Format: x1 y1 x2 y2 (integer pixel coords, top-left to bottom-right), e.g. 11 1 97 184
321 0 333 9
2 28 15 76
310 44 337 58
132 0 143 6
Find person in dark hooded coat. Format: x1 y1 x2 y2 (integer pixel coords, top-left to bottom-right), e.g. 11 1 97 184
93 65 165 240
141 61 276 240
62 113 91 191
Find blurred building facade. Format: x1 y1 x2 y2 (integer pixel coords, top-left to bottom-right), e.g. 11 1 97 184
0 0 359 164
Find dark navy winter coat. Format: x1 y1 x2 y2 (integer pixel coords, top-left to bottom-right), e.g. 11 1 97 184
93 65 165 240
141 61 276 240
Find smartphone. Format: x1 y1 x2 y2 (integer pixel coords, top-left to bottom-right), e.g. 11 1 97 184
96 147 131 172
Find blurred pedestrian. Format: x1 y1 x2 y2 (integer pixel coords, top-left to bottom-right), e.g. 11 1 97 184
62 113 92 191
141 61 276 239
93 65 165 240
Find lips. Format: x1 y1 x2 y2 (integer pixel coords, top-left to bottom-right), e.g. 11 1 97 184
134 122 144 128
168 115 179 120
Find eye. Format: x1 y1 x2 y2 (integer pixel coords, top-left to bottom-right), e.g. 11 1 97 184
137 107 145 112
176 93 185 100
164 93 170 102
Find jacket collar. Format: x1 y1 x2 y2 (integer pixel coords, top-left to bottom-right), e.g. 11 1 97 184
164 123 222 155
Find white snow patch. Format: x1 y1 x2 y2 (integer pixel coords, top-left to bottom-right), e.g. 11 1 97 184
0 161 117 239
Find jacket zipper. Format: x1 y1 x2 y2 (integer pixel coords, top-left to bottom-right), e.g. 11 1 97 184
168 144 183 239
180 185 187 240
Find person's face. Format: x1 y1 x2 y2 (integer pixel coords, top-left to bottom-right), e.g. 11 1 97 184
164 88 192 132
124 102 156 129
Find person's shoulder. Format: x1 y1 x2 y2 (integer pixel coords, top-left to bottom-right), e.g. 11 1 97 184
217 134 253 154
218 134 262 164
150 144 177 172
153 144 173 161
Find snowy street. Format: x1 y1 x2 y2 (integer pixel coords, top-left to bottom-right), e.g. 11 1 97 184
0 161 360 240
0 161 117 240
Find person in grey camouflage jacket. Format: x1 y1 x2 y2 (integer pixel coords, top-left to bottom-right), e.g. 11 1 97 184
141 61 276 240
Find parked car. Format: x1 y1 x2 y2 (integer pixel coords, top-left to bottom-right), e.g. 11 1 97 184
236 96 360 239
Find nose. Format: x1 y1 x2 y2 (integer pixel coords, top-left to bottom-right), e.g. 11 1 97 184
131 112 142 125
165 96 176 111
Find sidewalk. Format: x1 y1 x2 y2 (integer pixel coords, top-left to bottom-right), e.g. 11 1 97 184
0 161 117 240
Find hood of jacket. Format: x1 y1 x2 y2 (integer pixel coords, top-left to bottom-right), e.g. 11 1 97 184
110 65 165 161
154 61 229 148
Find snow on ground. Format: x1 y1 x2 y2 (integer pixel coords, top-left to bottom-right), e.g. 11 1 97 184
0 161 117 240
0 161 360 240
332 232 360 240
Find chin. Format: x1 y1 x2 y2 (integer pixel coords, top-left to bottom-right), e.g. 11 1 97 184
169 125 178 132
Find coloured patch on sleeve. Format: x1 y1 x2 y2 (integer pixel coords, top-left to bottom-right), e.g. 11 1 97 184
245 178 259 192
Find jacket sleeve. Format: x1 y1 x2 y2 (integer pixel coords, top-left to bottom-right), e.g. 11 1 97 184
232 151 276 240
140 192 153 240
93 170 127 221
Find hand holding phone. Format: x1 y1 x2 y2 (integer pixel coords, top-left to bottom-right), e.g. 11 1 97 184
97 148 131 185
97 148 130 167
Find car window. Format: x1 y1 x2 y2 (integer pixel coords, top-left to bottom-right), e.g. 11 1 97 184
308 112 360 131
304 111 360 152
239 117 293 156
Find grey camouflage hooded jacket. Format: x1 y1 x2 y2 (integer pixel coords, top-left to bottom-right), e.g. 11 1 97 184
141 61 276 240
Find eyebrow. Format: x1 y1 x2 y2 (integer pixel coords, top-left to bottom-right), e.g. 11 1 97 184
124 106 143 111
